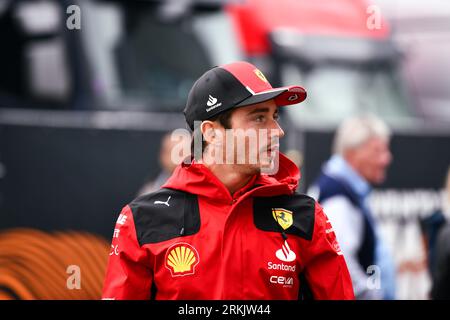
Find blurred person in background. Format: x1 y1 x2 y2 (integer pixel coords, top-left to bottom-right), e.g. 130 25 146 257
420 166 449 280
431 166 450 299
138 130 191 196
309 114 396 299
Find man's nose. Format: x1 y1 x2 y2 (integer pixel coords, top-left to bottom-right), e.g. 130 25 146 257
272 120 285 139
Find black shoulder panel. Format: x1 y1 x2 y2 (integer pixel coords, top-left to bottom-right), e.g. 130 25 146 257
129 188 201 246
253 193 315 240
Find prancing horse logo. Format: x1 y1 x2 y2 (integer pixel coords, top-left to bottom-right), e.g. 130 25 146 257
272 208 293 230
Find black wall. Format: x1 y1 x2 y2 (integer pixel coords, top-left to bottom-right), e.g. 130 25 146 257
0 124 166 239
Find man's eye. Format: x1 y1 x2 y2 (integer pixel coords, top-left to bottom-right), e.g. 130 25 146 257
255 115 265 122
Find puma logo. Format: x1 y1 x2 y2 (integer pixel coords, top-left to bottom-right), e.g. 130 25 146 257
154 196 171 207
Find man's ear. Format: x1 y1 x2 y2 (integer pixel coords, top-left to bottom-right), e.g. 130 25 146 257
342 148 353 162
201 120 220 145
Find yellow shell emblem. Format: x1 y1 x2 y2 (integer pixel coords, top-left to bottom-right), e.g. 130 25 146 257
272 208 293 230
254 69 269 83
165 243 199 277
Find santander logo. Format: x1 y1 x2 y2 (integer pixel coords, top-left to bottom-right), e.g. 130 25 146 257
205 94 222 112
206 95 218 107
276 240 296 262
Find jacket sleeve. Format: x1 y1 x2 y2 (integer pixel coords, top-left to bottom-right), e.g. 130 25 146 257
302 201 355 300
102 205 153 300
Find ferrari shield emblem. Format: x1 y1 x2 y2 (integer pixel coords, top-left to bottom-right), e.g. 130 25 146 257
272 208 293 230
254 69 268 83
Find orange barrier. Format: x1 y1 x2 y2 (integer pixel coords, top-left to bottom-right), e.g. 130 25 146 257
0 228 110 300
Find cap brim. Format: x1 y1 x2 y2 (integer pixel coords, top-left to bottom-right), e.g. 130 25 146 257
235 85 307 108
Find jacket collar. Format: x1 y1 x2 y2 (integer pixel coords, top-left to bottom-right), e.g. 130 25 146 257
162 152 300 203
323 154 371 198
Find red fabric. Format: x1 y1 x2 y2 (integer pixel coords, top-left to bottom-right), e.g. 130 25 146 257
102 153 354 300
227 0 390 55
222 61 274 93
102 206 153 300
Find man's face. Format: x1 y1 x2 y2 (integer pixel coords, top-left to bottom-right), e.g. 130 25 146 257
346 137 392 185
227 100 284 173
206 100 284 174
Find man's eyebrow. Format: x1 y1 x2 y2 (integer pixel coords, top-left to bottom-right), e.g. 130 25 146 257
246 107 273 116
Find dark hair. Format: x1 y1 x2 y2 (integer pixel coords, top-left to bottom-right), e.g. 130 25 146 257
190 109 234 158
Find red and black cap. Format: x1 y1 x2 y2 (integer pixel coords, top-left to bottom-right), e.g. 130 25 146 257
184 61 307 130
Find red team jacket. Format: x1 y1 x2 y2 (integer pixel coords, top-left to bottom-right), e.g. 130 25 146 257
102 153 354 300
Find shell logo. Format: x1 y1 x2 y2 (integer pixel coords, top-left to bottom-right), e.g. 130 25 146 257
165 242 200 277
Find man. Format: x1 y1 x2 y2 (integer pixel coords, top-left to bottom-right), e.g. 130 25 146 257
102 61 354 300
432 222 450 299
137 130 191 195
309 115 396 299
430 166 450 299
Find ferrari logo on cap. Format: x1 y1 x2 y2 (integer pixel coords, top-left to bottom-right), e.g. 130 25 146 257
254 69 268 83
272 208 293 230
165 242 200 277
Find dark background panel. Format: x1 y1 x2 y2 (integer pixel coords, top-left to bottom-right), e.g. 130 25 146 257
0 124 165 239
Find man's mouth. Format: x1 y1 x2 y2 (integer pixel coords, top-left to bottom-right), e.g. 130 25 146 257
262 144 279 154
